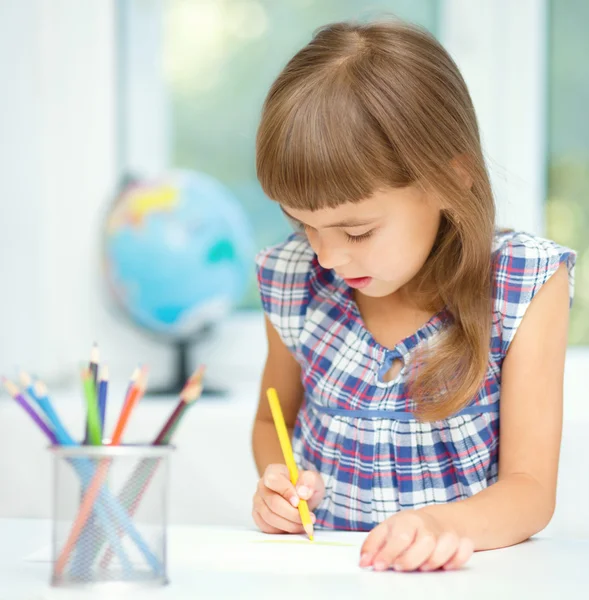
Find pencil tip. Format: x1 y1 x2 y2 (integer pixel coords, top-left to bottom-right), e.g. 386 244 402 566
2 378 17 395
34 381 47 396
19 370 32 386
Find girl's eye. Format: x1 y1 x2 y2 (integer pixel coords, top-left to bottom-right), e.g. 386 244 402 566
345 230 373 243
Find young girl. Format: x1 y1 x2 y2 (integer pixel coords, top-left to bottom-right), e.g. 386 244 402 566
251 20 576 573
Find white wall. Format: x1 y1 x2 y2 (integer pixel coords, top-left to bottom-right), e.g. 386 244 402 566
0 0 46 375
0 0 120 384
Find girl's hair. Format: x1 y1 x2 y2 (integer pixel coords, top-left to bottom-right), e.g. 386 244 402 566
256 20 495 421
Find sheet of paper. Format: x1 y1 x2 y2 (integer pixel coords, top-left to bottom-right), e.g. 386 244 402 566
170 527 368 574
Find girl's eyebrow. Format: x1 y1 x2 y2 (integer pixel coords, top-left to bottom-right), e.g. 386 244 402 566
280 206 376 228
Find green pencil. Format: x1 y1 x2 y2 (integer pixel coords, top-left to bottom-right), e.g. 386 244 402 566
82 368 102 445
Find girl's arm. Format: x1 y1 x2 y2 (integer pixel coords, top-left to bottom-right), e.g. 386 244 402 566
252 316 304 475
418 262 570 550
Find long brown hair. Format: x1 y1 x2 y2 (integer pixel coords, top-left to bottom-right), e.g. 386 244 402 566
256 20 495 421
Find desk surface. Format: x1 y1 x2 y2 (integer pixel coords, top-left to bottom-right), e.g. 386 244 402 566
1 519 588 600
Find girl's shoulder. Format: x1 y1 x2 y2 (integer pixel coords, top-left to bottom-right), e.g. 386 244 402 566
255 232 316 284
255 233 326 354
491 230 577 354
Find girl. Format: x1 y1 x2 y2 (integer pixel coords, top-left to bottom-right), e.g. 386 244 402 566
251 20 576 572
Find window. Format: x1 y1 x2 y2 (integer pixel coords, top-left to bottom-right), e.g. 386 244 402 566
547 0 589 344
120 0 439 307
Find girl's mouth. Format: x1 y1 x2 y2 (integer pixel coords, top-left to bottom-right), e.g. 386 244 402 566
343 277 373 289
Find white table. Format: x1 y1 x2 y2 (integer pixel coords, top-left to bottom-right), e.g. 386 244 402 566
1 519 588 600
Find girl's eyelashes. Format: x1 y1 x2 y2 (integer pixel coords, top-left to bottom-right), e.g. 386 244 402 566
285 212 373 243
345 230 374 243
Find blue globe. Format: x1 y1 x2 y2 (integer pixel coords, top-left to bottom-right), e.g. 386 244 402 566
104 170 254 339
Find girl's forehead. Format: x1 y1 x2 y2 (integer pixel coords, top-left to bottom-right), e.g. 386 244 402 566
281 186 425 227
282 198 381 228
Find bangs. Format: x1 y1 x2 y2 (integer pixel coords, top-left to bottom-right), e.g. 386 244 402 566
256 70 413 210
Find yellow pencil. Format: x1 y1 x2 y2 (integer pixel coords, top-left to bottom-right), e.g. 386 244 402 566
266 387 314 541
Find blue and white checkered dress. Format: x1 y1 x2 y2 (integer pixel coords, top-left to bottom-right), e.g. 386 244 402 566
256 230 576 531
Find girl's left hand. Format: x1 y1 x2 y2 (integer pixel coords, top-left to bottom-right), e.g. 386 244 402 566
360 510 474 572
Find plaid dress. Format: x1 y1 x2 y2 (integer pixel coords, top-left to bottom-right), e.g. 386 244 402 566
256 230 576 531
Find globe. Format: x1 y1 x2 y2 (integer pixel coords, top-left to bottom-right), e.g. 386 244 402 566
103 170 254 386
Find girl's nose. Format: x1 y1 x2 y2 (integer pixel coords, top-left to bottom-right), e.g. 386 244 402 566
315 242 350 271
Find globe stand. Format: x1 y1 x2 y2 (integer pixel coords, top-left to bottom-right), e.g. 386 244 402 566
147 338 227 397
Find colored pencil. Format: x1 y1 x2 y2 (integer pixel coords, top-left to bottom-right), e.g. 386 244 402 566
19 372 72 445
2 378 57 444
89 343 99 389
123 365 140 410
110 367 147 445
31 380 75 445
79 353 101 576
53 370 158 577
267 387 314 541
82 368 102 446
97 366 109 439
155 365 206 444
84 344 100 444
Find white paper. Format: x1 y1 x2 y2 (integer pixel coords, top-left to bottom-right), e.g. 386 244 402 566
170 527 368 574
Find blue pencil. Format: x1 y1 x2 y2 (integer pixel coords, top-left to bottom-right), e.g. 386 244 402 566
20 373 71 443
97 366 108 440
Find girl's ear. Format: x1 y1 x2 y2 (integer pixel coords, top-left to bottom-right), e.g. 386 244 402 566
450 155 474 190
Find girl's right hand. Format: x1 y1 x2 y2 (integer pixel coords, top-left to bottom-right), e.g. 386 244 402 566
252 464 325 534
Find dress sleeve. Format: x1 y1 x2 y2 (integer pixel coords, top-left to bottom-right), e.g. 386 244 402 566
255 233 315 356
493 232 576 355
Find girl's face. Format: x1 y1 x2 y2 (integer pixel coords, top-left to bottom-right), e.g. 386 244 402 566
282 186 442 299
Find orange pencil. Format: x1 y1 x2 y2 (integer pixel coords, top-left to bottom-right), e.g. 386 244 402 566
110 366 147 445
54 370 149 576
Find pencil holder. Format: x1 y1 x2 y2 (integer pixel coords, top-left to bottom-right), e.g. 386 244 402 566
50 444 173 589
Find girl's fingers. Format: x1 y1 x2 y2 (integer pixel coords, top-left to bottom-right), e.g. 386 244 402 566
359 521 391 567
442 537 474 570
390 531 437 571
260 486 302 525
296 470 325 511
252 508 283 534
419 532 460 571
254 495 305 533
262 466 299 507
369 524 417 571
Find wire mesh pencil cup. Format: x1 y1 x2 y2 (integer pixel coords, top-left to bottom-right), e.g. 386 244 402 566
50 444 173 588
